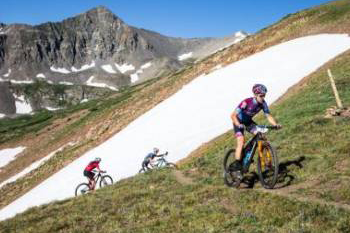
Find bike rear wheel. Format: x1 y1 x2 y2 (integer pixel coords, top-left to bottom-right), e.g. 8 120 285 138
100 175 113 188
139 167 147 173
75 183 90 196
223 149 241 188
257 143 278 189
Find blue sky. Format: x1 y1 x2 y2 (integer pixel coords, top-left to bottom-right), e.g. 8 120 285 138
1 0 332 38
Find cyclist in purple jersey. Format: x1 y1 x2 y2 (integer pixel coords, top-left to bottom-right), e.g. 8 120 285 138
230 84 281 174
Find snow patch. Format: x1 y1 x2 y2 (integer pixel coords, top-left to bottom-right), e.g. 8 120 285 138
36 73 46 78
15 95 32 114
0 143 75 189
72 61 95 72
46 107 61 111
130 70 143 83
2 34 350 221
80 99 89 103
0 113 5 118
86 76 117 91
178 52 193 61
10 80 34 84
101 64 117 74
50 66 71 74
129 62 153 83
59 81 74 85
141 62 152 69
235 31 247 38
3 69 11 77
115 63 135 73
0 147 26 168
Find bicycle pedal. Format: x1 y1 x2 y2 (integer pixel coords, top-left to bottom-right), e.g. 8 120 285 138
233 171 243 180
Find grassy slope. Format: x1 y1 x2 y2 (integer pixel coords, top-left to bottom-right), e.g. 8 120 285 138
1 0 350 232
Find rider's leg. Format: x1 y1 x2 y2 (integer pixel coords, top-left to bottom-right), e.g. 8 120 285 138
144 160 150 170
88 178 93 189
230 125 245 172
91 179 96 190
232 135 244 171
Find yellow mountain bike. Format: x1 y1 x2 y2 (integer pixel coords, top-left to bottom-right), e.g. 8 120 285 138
223 125 280 189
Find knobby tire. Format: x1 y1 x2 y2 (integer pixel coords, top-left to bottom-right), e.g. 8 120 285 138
75 183 90 197
257 143 278 189
223 149 241 188
100 175 113 188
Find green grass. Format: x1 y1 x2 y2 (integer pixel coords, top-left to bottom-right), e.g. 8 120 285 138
2 1 350 232
0 111 53 143
2 50 350 233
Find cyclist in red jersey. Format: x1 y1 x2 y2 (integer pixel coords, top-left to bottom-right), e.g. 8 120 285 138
84 157 104 190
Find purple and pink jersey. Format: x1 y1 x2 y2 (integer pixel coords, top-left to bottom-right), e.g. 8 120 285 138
235 97 270 124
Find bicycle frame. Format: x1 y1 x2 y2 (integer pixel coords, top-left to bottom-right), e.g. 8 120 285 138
91 171 102 184
153 156 167 168
241 128 270 173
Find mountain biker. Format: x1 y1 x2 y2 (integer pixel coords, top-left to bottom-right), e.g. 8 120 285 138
84 157 104 190
230 84 281 177
142 148 168 170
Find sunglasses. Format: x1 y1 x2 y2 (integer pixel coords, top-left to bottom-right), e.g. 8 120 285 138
258 94 266 98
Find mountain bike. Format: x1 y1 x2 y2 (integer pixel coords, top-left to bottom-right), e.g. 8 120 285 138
139 153 177 173
75 170 113 196
223 125 280 189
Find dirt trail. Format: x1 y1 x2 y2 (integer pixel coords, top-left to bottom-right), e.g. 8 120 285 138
259 186 350 211
173 168 350 212
172 170 194 185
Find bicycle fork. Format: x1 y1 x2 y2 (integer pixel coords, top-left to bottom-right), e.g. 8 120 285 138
258 140 272 168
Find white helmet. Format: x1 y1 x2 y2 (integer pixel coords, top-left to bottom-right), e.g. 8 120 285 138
153 147 159 154
95 157 101 162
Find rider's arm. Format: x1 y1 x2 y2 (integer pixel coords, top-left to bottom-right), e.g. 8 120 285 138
262 101 280 127
231 100 247 127
157 151 168 157
266 114 278 126
95 163 103 172
231 110 241 127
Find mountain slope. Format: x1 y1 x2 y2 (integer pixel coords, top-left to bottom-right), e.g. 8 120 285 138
0 7 245 87
2 20 350 226
0 6 246 115
1 0 350 231
2 36 350 233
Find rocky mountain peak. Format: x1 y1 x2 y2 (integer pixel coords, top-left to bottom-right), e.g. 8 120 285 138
77 6 123 25
0 7 246 116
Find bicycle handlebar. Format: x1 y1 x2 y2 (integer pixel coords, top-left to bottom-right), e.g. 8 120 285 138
256 125 281 130
92 170 106 173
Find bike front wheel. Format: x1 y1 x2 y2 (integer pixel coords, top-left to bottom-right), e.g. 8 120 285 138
75 183 90 196
100 175 113 188
223 149 241 188
257 143 278 189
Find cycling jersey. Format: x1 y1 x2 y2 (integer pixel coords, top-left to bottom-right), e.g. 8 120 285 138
84 161 100 172
144 152 157 162
235 97 270 124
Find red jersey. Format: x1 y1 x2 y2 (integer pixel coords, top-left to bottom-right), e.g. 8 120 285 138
84 161 100 172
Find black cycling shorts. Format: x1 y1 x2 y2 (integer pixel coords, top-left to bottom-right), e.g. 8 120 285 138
233 121 257 137
84 170 95 179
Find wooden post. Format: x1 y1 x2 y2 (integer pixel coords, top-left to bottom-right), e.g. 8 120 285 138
327 69 343 109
